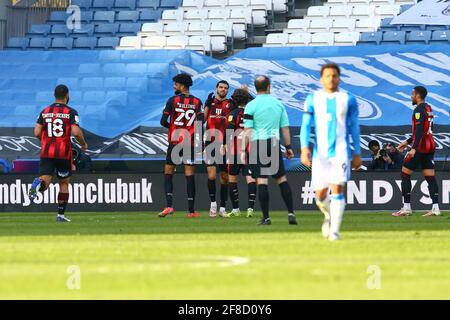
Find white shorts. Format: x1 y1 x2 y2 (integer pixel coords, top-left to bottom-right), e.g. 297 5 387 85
311 158 350 191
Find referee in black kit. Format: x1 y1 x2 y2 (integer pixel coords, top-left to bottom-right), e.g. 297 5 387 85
241 75 297 225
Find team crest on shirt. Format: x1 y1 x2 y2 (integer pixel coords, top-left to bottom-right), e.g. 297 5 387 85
415 113 421 120
228 115 233 122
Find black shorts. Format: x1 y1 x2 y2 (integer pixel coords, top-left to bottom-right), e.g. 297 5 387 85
39 158 73 179
248 139 286 179
403 152 435 171
228 164 251 177
166 143 195 166
204 141 227 172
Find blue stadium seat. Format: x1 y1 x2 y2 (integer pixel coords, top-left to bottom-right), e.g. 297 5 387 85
399 25 425 32
106 91 128 105
81 11 94 23
92 0 115 9
50 24 70 37
426 25 450 31
83 91 106 104
71 24 95 37
118 23 141 35
74 37 98 49
49 11 69 24
7 37 29 50
96 37 120 48
380 18 398 31
104 77 126 89
93 11 116 23
71 0 93 10
381 31 406 45
115 0 136 9
51 38 74 49
95 23 119 36
430 30 450 44
358 32 382 45
137 0 160 8
103 63 126 74
29 38 52 50
406 30 431 44
159 0 181 8
28 24 51 36
117 11 140 22
82 77 104 89
139 9 161 22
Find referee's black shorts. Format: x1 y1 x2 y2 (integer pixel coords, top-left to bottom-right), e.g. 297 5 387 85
248 138 286 179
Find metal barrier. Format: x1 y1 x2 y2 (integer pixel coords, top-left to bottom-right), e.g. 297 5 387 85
5 0 69 43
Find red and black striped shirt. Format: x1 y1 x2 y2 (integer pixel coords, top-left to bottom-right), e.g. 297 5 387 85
410 102 436 154
37 103 79 160
205 97 233 143
225 107 246 156
162 94 203 145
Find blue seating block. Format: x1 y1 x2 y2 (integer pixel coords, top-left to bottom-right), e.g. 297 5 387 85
93 11 116 23
115 0 136 9
137 0 160 8
358 32 382 45
29 38 52 50
96 37 120 48
139 9 161 22
51 38 74 49
92 0 115 9
7 37 29 50
159 0 181 8
381 31 406 45
406 30 431 44
74 37 98 49
71 0 93 9
117 10 140 22
28 24 51 36
430 30 450 44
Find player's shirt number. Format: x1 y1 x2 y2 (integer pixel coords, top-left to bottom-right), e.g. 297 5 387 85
45 118 65 137
174 108 196 127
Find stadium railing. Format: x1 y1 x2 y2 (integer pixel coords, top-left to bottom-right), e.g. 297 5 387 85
0 19 6 49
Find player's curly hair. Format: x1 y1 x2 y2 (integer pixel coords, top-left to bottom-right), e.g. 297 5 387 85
231 88 250 107
172 73 193 88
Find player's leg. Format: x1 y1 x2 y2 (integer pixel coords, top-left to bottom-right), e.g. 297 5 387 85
160 143 176 217
55 159 72 222
315 188 331 239
159 163 176 217
206 165 218 217
245 173 256 218
218 170 229 217
29 158 53 200
56 177 71 222
227 164 240 217
328 184 346 241
392 158 416 216
422 153 440 216
185 164 199 218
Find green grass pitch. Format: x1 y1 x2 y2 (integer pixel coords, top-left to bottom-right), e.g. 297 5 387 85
0 211 449 299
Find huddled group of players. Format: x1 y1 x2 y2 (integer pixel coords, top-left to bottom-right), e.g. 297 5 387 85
27 62 441 240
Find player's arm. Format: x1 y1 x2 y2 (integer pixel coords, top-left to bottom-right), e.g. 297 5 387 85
34 124 43 139
300 94 314 167
409 107 426 157
280 104 293 159
70 110 88 151
203 92 214 123
160 98 174 128
34 111 44 139
72 125 87 151
348 95 362 169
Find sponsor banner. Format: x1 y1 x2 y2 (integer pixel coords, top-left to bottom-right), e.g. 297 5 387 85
1 125 450 164
0 172 449 212
391 0 450 25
